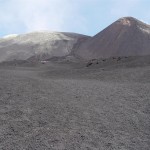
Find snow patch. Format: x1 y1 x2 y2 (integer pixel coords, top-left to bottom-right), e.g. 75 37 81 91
138 26 150 34
3 34 18 39
119 18 131 26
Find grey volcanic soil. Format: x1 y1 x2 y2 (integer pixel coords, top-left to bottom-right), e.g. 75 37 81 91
0 59 150 150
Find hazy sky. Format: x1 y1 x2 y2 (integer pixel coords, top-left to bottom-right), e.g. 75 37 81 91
0 0 150 37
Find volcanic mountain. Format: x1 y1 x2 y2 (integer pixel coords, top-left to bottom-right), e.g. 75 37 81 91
0 31 90 62
74 17 150 59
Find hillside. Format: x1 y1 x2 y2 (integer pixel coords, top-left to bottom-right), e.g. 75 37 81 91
74 17 150 59
0 31 90 62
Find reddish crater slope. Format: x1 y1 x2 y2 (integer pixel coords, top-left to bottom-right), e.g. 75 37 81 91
75 17 150 59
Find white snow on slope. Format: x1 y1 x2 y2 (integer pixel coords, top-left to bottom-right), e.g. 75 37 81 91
138 25 150 34
3 34 18 39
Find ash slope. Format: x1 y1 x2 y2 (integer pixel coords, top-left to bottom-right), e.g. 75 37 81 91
74 17 150 59
0 60 150 150
0 31 90 62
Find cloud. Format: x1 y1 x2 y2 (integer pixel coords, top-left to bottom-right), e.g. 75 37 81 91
18 0 73 31
0 0 149 36
0 0 88 34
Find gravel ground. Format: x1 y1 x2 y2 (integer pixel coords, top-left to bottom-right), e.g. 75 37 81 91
0 63 150 150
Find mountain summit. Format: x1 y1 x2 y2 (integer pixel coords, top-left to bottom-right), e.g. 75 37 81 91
0 17 150 62
74 17 150 59
0 31 89 62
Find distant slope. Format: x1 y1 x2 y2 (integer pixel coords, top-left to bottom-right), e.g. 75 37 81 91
0 31 90 62
74 17 150 59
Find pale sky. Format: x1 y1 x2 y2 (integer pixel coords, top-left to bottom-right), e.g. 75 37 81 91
0 0 150 37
